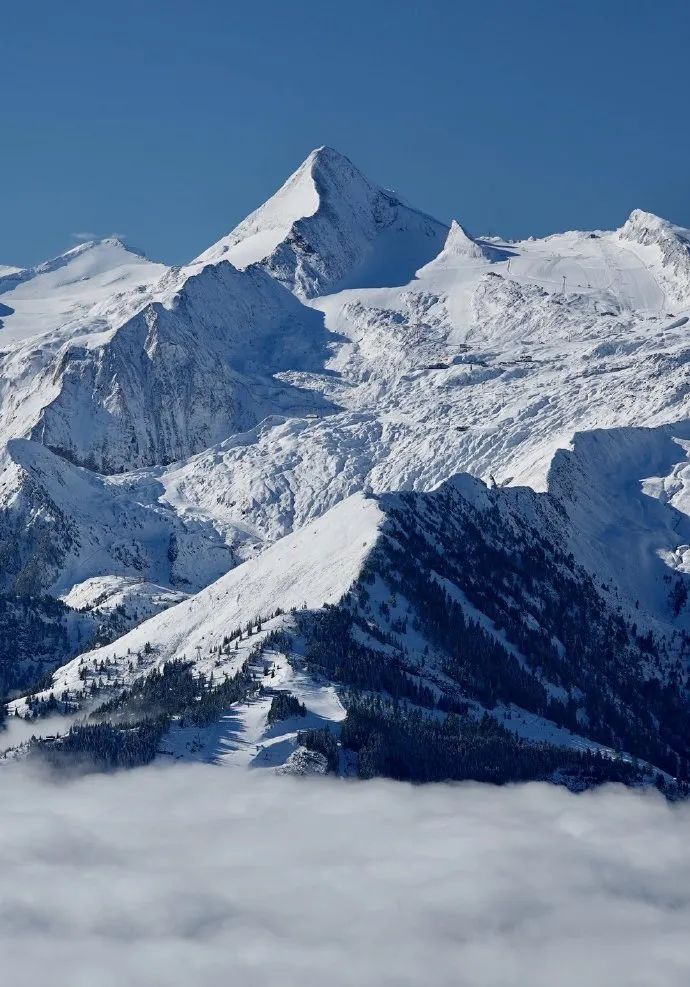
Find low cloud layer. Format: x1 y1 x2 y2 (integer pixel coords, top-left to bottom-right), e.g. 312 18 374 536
2 766 690 987
0 713 80 755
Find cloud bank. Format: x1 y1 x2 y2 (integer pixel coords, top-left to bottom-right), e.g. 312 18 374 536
0 713 80 755
1 766 689 987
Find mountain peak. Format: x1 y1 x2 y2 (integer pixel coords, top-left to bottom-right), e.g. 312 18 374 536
417 218 490 277
22 237 150 278
0 239 154 302
305 144 353 168
68 236 150 260
619 208 674 241
304 145 369 187
194 147 446 296
442 219 487 259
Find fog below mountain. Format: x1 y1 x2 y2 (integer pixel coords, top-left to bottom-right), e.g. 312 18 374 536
2 767 689 987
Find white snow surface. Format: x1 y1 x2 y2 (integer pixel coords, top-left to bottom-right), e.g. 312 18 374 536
161 656 346 770
618 208 690 309
61 575 188 622
3 152 690 579
0 241 334 471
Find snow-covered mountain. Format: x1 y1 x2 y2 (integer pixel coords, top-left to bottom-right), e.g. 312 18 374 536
4 146 690 789
0 241 334 472
0 238 166 342
193 146 448 297
0 438 233 597
0 264 22 280
15 455 690 782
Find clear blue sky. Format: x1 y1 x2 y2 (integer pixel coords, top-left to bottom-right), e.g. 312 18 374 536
2 0 688 267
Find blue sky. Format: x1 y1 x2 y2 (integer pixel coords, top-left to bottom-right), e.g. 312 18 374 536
2 0 688 266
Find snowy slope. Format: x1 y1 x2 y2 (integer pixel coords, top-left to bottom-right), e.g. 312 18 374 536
548 423 690 622
0 439 233 597
618 209 690 310
9 493 383 711
29 260 334 471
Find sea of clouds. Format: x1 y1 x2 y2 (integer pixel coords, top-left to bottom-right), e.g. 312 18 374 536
2 764 690 987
